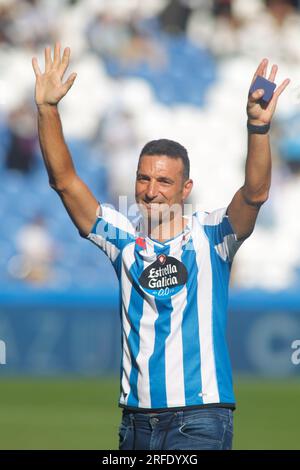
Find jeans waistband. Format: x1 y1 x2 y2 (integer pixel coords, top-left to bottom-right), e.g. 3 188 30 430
123 406 233 424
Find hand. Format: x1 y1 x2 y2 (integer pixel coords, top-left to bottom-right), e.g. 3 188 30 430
32 42 77 107
247 59 290 126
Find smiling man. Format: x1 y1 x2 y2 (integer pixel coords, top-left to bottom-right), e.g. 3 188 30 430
135 140 193 242
32 43 289 450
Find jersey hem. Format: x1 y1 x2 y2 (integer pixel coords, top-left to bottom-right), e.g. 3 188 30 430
119 402 236 413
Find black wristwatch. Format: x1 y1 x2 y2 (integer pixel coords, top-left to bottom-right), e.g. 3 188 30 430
247 120 270 134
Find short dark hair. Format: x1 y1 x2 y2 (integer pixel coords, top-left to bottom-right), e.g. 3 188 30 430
138 138 190 181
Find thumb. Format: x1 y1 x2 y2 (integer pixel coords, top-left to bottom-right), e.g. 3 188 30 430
62 72 77 95
249 88 264 102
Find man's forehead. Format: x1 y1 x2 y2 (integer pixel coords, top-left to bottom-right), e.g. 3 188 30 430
137 154 183 174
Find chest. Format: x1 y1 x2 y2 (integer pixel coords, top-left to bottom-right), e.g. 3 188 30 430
121 234 210 301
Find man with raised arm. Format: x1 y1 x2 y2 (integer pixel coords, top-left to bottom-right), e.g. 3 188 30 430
32 43 289 450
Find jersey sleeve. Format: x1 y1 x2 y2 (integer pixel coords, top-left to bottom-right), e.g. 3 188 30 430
86 204 136 267
201 207 244 262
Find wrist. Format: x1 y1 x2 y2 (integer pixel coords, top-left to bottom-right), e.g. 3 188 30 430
247 120 270 135
37 103 58 115
247 118 269 126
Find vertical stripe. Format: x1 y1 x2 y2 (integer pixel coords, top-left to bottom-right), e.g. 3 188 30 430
203 217 235 403
194 217 220 404
165 239 186 407
148 244 171 408
118 291 124 400
120 243 136 405
135 237 159 408
136 294 159 407
181 237 203 406
209 248 235 403
126 243 145 407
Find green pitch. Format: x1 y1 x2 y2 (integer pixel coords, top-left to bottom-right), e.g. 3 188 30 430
0 377 299 450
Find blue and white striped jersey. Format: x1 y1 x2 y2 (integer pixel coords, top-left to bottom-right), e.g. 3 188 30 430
87 204 243 411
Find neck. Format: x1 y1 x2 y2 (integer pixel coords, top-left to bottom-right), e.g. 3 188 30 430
147 214 188 242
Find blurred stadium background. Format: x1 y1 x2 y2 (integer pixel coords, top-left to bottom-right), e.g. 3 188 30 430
1 0 300 450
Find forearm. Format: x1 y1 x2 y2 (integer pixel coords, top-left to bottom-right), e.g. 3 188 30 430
242 132 271 204
37 104 76 191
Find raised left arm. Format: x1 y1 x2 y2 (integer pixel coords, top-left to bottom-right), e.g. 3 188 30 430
227 59 290 241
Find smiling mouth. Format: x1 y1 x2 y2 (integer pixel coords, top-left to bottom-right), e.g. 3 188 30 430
142 202 162 208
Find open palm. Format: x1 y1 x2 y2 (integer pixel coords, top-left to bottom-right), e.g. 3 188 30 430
32 42 77 106
247 59 290 126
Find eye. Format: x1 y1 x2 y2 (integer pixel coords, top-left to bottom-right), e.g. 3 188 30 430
159 179 172 185
137 175 148 181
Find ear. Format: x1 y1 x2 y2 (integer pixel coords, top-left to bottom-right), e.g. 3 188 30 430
182 179 193 201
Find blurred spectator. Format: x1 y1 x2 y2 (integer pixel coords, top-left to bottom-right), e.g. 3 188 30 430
188 0 300 62
120 23 166 69
1 0 58 50
0 0 17 46
87 11 166 70
93 105 140 206
86 11 132 61
213 0 233 16
5 101 37 173
159 0 193 34
238 0 300 63
187 0 243 58
265 0 298 23
8 214 57 284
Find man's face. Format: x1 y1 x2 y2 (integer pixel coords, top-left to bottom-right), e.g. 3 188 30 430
135 154 193 223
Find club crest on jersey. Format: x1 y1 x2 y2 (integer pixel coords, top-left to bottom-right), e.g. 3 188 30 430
157 254 166 265
139 255 188 300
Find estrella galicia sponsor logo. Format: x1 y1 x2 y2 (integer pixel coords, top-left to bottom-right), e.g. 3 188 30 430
139 255 188 299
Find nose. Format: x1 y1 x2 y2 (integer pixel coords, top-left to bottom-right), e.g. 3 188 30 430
145 180 158 201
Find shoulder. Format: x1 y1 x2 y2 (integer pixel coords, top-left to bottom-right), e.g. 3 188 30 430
94 204 137 237
193 207 227 226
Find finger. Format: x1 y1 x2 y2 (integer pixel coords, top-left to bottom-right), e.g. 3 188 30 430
62 72 77 95
248 88 265 103
250 58 268 86
274 78 290 98
32 57 42 77
45 46 52 72
53 41 61 66
58 47 70 77
268 64 278 82
267 78 290 114
262 59 268 78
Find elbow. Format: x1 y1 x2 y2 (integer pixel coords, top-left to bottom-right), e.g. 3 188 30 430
49 181 64 194
242 187 269 207
249 193 269 206
49 175 77 193
49 180 59 192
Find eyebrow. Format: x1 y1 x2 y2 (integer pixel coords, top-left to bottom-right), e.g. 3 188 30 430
137 173 175 183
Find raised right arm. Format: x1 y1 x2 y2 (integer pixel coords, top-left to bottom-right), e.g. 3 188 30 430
32 43 100 237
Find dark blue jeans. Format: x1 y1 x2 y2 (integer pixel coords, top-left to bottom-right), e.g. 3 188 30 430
118 407 234 450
